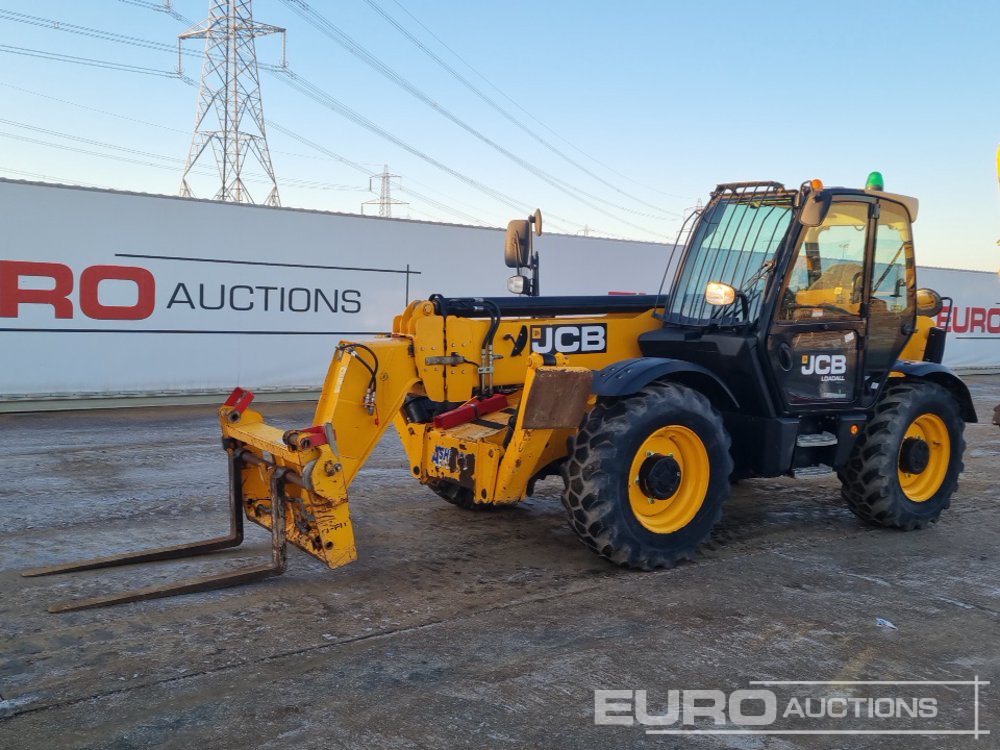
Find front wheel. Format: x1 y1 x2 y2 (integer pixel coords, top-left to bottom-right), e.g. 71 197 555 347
838 380 965 529
561 382 733 570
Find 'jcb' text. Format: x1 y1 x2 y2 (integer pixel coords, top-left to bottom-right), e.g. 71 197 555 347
801 353 847 381
531 324 607 354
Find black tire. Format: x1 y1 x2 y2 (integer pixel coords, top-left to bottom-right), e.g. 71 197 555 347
427 479 500 510
561 382 733 570
838 380 965 530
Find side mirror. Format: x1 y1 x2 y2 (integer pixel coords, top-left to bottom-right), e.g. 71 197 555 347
505 219 531 268
916 288 943 317
799 191 831 227
705 281 736 306
504 210 543 296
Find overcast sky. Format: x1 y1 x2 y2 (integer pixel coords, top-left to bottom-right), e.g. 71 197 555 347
1 0 998 271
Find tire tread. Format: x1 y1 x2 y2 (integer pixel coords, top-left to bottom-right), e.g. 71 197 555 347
561 383 733 570
838 381 964 530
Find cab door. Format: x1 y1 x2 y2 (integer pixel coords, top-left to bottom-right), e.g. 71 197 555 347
859 199 916 405
767 199 873 410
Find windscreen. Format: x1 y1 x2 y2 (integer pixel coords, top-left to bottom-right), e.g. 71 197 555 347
666 195 794 325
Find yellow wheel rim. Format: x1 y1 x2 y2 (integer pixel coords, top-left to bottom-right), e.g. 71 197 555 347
628 425 710 534
897 413 950 502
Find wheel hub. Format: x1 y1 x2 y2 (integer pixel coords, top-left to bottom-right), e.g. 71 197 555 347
899 436 931 474
638 454 682 500
628 424 710 534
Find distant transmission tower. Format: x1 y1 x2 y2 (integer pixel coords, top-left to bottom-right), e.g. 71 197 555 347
178 1 286 205
362 164 408 217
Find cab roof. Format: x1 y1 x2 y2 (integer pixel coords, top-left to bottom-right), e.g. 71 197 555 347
823 186 919 222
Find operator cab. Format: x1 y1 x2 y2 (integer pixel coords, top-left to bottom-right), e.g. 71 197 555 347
640 174 946 418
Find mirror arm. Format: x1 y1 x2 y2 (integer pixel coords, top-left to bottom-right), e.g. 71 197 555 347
530 247 540 297
736 290 750 321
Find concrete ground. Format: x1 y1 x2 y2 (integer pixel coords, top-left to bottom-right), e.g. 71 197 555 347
0 377 997 750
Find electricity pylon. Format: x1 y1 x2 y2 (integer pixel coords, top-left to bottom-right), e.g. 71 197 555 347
178 0 285 205
362 164 408 217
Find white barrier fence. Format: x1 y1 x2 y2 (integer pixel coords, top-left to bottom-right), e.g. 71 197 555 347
0 180 667 405
919 266 1000 371
1 179 996 409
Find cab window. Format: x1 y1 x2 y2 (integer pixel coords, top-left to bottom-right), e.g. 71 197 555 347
866 201 915 371
780 201 869 321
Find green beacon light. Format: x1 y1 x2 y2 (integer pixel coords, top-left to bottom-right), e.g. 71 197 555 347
866 171 884 191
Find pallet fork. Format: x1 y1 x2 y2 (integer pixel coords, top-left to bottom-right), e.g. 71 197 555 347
22 442 290 613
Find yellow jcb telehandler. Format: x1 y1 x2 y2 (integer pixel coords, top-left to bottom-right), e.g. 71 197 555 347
27 175 976 612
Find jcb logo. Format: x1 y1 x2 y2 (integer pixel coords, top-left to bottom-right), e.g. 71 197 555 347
801 354 847 376
531 324 607 354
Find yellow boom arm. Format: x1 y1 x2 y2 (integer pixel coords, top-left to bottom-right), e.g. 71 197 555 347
219 301 658 571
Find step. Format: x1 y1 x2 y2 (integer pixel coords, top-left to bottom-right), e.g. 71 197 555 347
793 463 834 478
796 431 838 448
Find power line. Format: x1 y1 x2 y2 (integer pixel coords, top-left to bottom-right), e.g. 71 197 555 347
0 129 354 192
276 0 673 237
0 118 358 191
281 0 674 227
0 9 198 59
105 5 464 211
0 129 203 172
394 185 487 227
267 120 490 226
272 69 577 232
401 173 498 222
0 80 339 163
0 77 487 222
386 0 693 202
0 73 486 224
0 44 181 78
361 0 679 216
14 6 592 231
12 2 682 237
0 117 177 162
0 23 568 230
117 0 196 26
0 80 189 134
266 120 370 176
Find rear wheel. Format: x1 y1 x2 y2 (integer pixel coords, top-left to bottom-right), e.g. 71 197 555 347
839 381 964 529
561 382 733 569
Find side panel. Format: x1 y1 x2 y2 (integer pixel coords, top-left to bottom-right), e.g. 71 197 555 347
724 413 799 477
438 311 658 402
638 329 773 415
897 315 936 361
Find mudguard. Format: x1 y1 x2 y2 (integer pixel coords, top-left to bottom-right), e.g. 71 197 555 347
592 357 739 408
892 360 978 422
